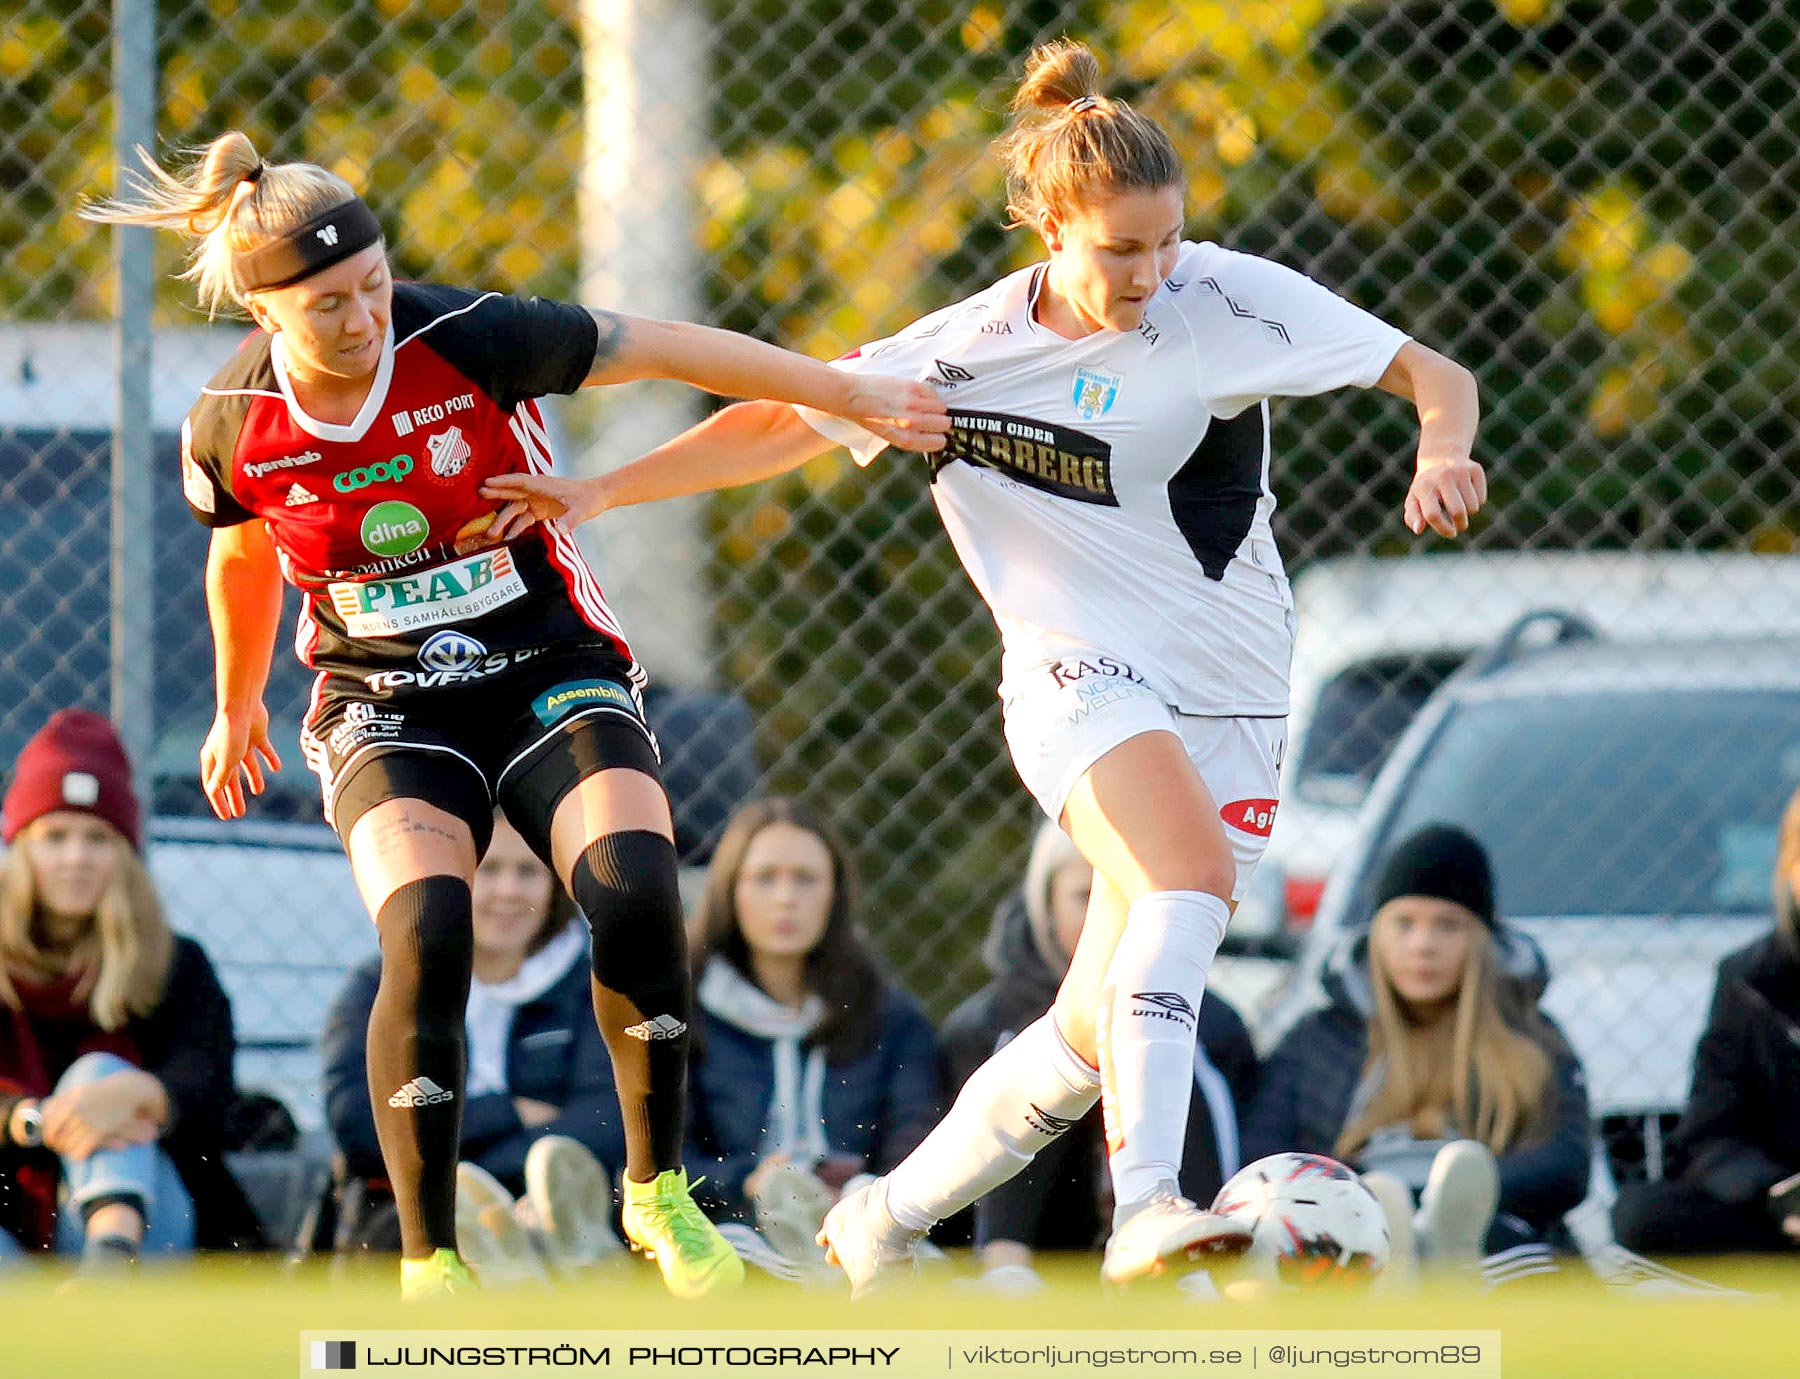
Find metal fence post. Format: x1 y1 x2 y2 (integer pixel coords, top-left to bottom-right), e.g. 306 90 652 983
578 0 713 688
111 0 157 778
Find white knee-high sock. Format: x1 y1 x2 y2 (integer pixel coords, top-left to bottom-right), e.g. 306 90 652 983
882 1013 1101 1232
1098 889 1231 1212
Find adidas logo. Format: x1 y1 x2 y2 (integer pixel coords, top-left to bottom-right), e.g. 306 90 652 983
286 481 319 506
623 1014 687 1042
387 1076 454 1107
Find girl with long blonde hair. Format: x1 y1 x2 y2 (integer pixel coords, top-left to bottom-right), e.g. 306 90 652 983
0 710 259 1265
0 819 171 1036
1339 899 1553 1165
1245 824 1591 1271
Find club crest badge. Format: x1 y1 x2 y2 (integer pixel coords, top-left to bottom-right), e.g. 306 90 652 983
427 426 472 477
1071 366 1123 421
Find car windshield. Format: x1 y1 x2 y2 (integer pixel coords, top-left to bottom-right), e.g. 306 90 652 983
1369 688 1800 917
1296 655 1465 804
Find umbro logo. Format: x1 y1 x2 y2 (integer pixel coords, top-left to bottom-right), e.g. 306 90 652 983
317 224 340 246
1025 1103 1079 1137
933 359 974 386
1131 991 1197 1026
387 1076 454 1107
623 1014 687 1041
285 481 319 506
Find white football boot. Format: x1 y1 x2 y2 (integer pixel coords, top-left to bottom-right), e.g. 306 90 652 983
1101 1187 1253 1285
817 1175 924 1299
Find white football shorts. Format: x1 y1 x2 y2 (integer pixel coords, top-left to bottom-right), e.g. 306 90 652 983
1000 649 1287 900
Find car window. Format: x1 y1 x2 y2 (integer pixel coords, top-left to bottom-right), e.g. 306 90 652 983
1361 689 1800 918
1295 654 1465 804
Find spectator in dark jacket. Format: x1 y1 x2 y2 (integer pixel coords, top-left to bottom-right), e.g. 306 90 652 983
1612 787 1800 1256
323 814 625 1231
0 709 262 1265
1245 825 1590 1264
940 821 1256 1289
685 798 943 1263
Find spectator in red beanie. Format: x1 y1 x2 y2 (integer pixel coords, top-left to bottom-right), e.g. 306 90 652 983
0 709 262 1268
1 708 144 851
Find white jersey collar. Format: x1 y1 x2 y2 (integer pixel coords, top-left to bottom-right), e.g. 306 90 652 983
1019 262 1166 345
1020 264 1062 342
270 322 396 443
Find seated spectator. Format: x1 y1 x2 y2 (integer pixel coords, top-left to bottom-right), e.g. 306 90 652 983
1244 824 1590 1271
685 798 943 1264
0 709 262 1267
1612 786 1800 1257
941 822 1257 1290
322 813 625 1269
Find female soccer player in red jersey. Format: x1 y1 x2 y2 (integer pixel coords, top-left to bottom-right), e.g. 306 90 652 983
82 132 946 1299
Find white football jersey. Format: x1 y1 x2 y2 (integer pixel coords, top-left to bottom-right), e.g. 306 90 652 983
798 241 1409 716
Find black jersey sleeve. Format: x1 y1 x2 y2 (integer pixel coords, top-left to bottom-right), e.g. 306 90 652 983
180 404 257 528
396 281 600 411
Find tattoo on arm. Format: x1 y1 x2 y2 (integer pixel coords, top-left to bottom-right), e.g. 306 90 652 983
586 309 627 379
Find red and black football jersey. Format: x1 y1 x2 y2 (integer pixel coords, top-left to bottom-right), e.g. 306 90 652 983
180 282 633 689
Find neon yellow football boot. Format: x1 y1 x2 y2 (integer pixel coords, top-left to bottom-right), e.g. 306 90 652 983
399 1247 477 1300
621 1168 745 1298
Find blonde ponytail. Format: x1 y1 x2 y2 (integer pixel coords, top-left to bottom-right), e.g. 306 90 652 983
81 132 359 315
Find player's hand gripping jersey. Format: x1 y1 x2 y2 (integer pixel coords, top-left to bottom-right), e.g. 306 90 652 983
798 243 1408 716
179 282 630 691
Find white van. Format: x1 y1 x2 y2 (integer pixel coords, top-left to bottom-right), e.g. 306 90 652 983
1237 551 1800 947
1266 623 1800 1193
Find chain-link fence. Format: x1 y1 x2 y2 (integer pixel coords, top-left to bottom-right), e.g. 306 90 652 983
7 2 1799 1172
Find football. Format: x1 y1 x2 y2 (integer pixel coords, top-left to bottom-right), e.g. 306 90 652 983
1210 1153 1392 1286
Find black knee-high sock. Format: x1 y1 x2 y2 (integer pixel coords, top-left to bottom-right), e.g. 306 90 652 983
569 831 690 1183
367 875 473 1258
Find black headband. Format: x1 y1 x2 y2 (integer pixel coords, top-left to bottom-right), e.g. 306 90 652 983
235 196 383 294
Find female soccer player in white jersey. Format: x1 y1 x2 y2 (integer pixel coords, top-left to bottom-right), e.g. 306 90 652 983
80 132 945 1299
486 38 1485 1289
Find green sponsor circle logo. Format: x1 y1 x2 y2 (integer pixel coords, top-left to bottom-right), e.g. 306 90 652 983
532 679 637 727
361 500 429 557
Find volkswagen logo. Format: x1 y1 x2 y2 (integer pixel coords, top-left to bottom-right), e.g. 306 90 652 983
418 630 488 673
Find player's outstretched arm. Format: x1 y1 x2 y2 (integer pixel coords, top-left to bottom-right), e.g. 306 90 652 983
1376 340 1485 537
579 310 948 454
200 520 284 820
484 399 838 537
